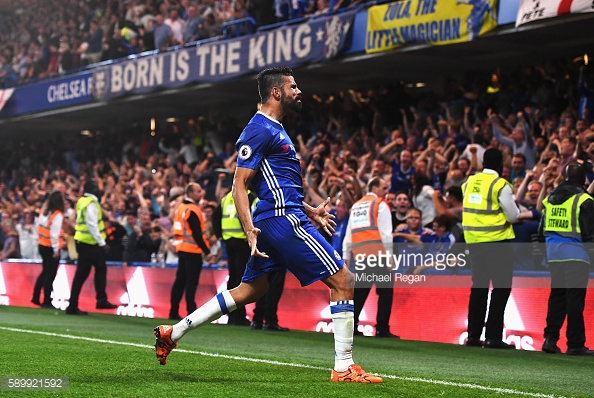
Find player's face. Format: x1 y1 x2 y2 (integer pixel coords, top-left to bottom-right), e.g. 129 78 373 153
280 76 302 113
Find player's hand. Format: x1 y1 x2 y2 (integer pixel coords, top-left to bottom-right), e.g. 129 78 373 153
312 197 337 235
247 228 268 258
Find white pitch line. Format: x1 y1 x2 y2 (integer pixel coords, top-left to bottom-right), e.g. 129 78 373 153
0 326 567 398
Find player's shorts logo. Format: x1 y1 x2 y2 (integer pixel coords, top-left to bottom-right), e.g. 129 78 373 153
334 250 341 261
239 145 252 160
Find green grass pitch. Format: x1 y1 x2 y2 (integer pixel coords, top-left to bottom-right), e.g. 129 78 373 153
0 306 592 397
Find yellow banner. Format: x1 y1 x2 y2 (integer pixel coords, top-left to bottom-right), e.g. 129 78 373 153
366 0 498 54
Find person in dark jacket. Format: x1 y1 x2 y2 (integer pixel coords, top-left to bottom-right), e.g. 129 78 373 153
539 162 594 356
122 212 161 266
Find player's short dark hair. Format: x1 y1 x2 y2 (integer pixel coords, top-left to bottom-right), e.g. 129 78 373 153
257 66 294 103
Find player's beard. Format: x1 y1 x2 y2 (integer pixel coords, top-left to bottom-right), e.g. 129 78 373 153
281 88 302 114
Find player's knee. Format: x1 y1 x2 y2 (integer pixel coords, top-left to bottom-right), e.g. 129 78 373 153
334 267 354 294
344 268 355 290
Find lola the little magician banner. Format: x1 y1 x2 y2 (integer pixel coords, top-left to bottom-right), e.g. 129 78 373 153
366 0 498 54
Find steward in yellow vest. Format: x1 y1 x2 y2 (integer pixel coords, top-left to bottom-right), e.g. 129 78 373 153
538 162 594 356
461 148 519 349
74 195 106 245
462 173 515 243
211 189 257 326
67 181 116 315
540 166 594 263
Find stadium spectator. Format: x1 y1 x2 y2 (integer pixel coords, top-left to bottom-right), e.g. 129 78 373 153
490 109 536 169
165 8 184 46
392 207 434 244
77 20 104 66
389 149 415 195
510 153 528 181
411 214 458 275
557 136 577 176
578 65 594 125
214 0 235 24
153 14 173 51
104 216 127 262
182 5 203 44
329 198 350 255
411 171 436 227
16 210 40 260
1 220 21 260
122 211 161 266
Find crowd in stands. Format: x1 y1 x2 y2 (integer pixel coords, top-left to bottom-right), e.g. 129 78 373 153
0 52 593 272
0 0 357 88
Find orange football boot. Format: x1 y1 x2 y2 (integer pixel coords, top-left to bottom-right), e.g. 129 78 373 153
154 325 178 365
331 364 383 383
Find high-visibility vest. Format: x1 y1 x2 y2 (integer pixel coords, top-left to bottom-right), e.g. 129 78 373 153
542 192 592 263
543 193 589 237
173 202 210 254
462 172 515 243
221 192 246 240
74 196 106 245
38 210 64 249
350 194 386 258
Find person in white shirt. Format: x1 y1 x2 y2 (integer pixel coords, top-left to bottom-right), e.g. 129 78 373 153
342 177 397 338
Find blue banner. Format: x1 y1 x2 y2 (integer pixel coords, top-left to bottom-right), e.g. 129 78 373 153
92 11 355 101
498 0 520 25
0 72 94 117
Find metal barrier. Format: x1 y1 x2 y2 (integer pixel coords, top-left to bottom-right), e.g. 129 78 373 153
222 17 257 39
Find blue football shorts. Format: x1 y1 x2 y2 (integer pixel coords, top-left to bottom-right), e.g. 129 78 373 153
242 211 344 286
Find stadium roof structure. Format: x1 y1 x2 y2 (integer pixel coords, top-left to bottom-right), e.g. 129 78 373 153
2 12 594 138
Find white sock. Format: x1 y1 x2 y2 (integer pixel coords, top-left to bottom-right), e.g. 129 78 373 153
330 300 355 372
171 290 237 342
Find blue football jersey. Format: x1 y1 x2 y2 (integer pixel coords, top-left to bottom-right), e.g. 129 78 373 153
236 112 304 222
